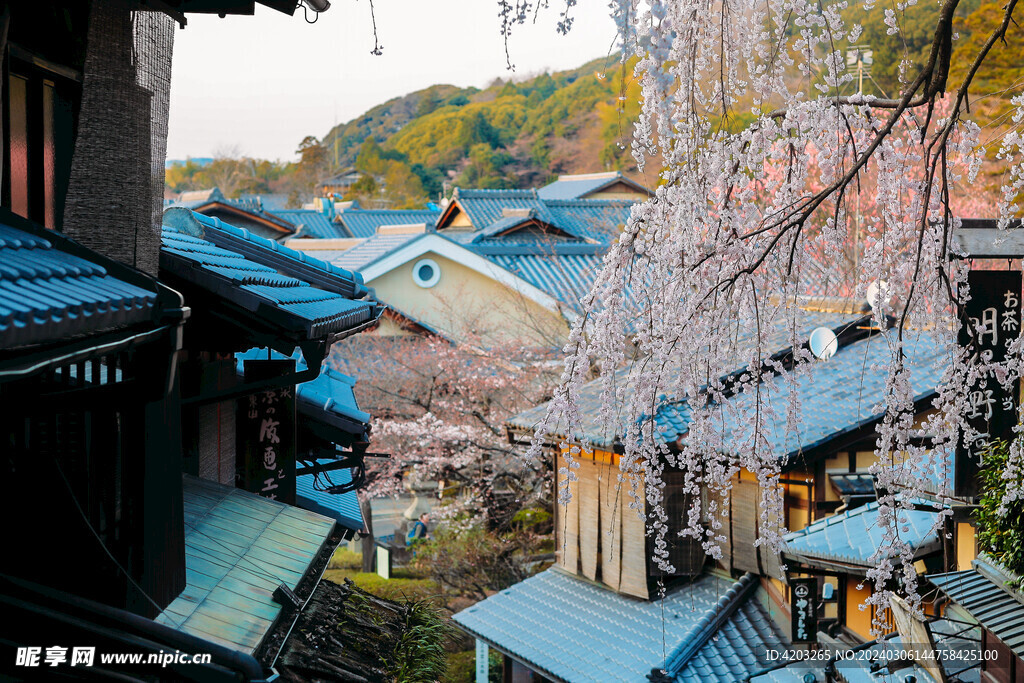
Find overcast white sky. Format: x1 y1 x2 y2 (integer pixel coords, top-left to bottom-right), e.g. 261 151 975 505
166 1 619 162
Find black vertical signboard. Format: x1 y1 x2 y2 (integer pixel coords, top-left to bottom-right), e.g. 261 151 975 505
791 578 818 644
238 358 296 505
957 269 1022 498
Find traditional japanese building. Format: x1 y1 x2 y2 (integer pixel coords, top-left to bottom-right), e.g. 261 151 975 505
458 302 956 681
0 2 413 680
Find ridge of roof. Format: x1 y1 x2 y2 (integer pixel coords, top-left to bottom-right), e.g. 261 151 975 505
453 188 538 199
173 209 369 299
469 242 607 256
662 573 759 676
543 197 637 206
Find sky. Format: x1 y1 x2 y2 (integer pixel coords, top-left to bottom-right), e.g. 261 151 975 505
166 0 620 162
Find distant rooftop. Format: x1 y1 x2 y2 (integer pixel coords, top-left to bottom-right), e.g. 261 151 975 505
537 171 652 201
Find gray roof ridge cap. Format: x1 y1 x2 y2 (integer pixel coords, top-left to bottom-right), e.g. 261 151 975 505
973 554 1024 604
661 572 759 676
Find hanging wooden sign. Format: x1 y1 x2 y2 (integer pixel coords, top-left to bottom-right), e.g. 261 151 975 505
238 358 296 505
956 269 1022 498
790 578 818 644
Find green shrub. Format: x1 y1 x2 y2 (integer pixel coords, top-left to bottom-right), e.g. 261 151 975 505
323 568 443 603
328 546 362 570
976 440 1024 583
443 649 503 683
393 599 454 682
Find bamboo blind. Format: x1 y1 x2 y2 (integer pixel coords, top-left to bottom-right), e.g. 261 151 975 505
556 455 580 574
599 468 623 591
732 478 760 574
579 459 600 581
619 485 649 599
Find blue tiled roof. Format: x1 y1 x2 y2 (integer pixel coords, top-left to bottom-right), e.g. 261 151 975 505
235 348 371 441
444 189 634 244
782 499 943 569
239 193 290 212
507 310 866 449
480 248 606 311
272 210 343 239
161 208 378 340
930 559 1024 660
0 219 158 348
698 331 945 463
295 462 364 532
156 475 335 654
544 200 634 242
324 233 423 272
453 568 784 683
451 189 545 228
751 615 981 683
537 173 651 201
674 587 789 682
336 209 441 238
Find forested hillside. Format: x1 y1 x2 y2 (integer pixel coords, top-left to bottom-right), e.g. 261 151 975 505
166 5 1022 207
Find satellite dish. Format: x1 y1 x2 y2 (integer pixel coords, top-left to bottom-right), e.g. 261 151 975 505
866 279 891 311
809 327 838 360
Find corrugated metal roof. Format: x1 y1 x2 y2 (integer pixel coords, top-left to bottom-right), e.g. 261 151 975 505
0 220 158 348
453 568 784 683
272 210 343 240
336 209 440 238
295 462 364 532
161 209 378 340
782 499 943 570
929 562 1024 659
156 475 335 654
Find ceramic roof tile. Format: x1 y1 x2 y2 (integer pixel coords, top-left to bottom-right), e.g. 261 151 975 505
507 310 866 448
235 348 371 441
295 463 363 532
324 233 422 272
156 475 335 655
451 189 547 229
482 250 606 310
703 331 945 462
272 210 343 239
455 569 786 683
930 563 1024 660
0 220 158 349
336 209 440 238
447 190 633 244
782 499 943 569
160 209 379 340
454 569 743 682
543 200 634 243
537 173 645 200
751 615 982 683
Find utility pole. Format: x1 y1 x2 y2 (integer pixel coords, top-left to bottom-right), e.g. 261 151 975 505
846 45 873 276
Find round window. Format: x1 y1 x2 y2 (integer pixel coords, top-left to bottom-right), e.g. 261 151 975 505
412 258 441 288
